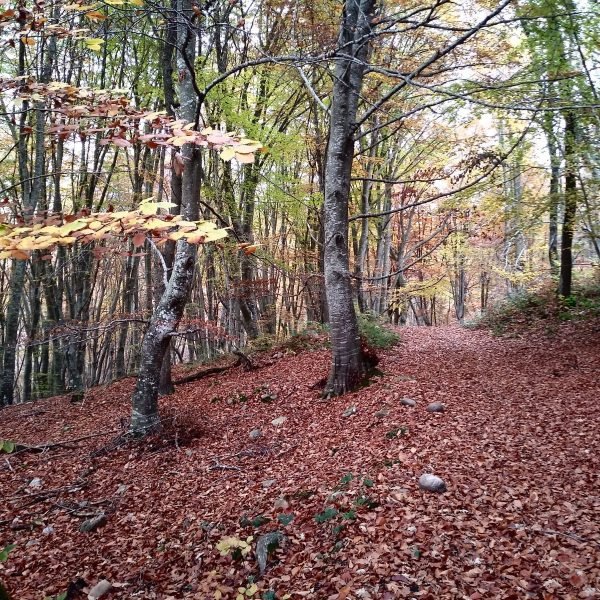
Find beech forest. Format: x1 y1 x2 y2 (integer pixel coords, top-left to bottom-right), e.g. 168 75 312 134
0 0 599 598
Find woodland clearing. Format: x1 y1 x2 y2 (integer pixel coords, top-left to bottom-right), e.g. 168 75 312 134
1 322 599 600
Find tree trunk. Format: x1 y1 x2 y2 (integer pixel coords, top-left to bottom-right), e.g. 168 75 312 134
323 0 375 397
129 0 199 434
559 111 577 297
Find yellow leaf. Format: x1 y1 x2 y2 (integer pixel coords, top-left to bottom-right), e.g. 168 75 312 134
59 220 89 235
104 0 124 4
20 36 36 46
233 144 261 154
38 225 63 237
142 218 173 231
138 202 158 216
220 147 236 161
167 135 190 147
16 238 39 251
214 592 222 600
202 229 228 242
139 200 176 215
56 236 77 245
84 37 104 51
128 0 144 5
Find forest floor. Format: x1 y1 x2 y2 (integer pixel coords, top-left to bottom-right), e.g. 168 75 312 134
1 321 599 600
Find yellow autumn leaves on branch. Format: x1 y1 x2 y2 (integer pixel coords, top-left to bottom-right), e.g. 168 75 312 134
0 199 229 260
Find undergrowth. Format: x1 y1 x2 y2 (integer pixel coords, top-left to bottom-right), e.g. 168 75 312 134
357 312 400 349
476 272 600 335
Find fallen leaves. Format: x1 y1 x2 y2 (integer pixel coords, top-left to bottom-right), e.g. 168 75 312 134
0 322 599 598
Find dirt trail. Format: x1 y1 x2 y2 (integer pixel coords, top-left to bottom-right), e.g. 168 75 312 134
1 323 599 599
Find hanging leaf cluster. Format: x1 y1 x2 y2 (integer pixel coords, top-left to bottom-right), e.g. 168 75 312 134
0 199 229 260
0 78 263 161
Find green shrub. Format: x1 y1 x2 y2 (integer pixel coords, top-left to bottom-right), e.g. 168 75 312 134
357 312 400 349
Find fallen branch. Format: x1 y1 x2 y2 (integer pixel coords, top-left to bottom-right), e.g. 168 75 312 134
208 460 242 472
172 361 238 385
6 430 119 456
173 351 256 385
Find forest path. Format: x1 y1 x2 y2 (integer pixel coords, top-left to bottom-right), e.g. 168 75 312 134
1 322 599 598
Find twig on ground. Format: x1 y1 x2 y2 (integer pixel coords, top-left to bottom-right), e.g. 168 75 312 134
8 430 120 456
208 460 242 472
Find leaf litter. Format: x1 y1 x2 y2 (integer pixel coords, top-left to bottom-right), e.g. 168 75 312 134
0 321 599 599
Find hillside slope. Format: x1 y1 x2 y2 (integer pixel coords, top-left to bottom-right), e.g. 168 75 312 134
1 323 599 599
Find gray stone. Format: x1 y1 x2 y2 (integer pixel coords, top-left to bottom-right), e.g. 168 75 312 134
374 407 389 418
88 579 112 599
249 429 262 440
273 496 289 510
401 398 416 407
80 513 107 533
262 479 276 489
256 531 286 574
42 525 54 535
426 401 445 413
418 473 447 493
327 490 345 502
342 405 357 418
29 477 42 488
271 416 287 427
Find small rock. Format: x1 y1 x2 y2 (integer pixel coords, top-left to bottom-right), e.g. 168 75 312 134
249 429 262 440
418 473 447 493
29 477 43 488
256 531 285 574
342 405 357 418
426 402 445 413
88 579 112 599
26 539 39 547
401 398 416 407
262 479 276 489
80 513 107 533
273 496 289 510
261 393 277 403
271 416 287 427
42 525 54 535
327 490 345 502
374 407 389 418
116 484 128 495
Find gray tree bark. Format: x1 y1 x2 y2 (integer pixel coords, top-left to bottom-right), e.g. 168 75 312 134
323 0 375 396
129 0 200 434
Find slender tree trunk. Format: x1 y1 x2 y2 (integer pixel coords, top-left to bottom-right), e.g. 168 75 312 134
543 111 561 275
323 0 375 397
130 0 199 434
559 111 577 297
0 32 31 406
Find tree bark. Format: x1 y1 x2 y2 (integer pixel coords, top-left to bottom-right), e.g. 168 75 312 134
323 0 375 397
559 111 577 297
129 0 199 434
